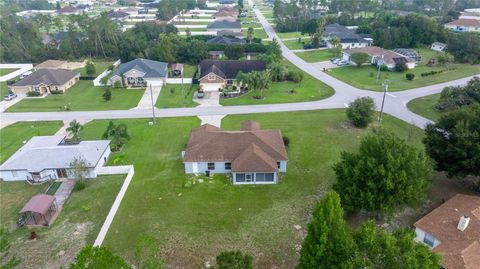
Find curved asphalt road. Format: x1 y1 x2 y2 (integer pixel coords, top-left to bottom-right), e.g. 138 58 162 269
1 1 478 129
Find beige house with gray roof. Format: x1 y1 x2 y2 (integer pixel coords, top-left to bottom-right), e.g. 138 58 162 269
9 69 80 95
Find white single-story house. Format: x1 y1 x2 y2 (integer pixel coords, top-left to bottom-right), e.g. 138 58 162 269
431 42 447 52
0 136 111 183
182 121 288 185
109 58 168 87
342 46 416 70
323 23 372 49
413 194 480 269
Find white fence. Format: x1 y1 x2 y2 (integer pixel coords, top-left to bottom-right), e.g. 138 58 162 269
93 59 121 86
94 165 135 246
0 64 33 82
166 78 193 84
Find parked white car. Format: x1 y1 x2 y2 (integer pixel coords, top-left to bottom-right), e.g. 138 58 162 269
337 61 349 66
3 92 17 101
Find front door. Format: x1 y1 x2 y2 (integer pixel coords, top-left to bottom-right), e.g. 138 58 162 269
56 169 67 178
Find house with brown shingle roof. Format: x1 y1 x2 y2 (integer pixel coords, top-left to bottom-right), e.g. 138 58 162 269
414 194 480 269
182 121 288 184
342 46 416 70
444 18 480 33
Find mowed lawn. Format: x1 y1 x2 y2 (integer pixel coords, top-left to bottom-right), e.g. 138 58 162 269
329 48 480 92
407 93 441 121
283 37 311 50
220 59 334 105
295 49 339 62
75 61 113 76
75 110 426 268
155 84 198 108
7 81 144 112
0 121 63 163
277 32 305 39
1 175 125 269
0 68 18 76
1 81 9 97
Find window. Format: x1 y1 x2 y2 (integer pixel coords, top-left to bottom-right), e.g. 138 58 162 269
225 162 231 170
265 173 274 182
423 233 435 247
34 87 40 92
256 173 265 181
226 79 233 85
245 173 252 182
208 74 216 80
55 86 59 91
207 163 215 170
277 162 281 169
236 173 245 182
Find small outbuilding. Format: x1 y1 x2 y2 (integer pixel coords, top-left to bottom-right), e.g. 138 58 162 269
431 42 447 52
171 63 184 77
20 194 58 226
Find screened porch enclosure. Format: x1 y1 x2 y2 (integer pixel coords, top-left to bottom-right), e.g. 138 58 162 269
233 172 277 184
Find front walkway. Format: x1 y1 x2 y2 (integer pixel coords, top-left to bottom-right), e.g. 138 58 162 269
133 84 162 109
193 91 225 127
54 180 76 207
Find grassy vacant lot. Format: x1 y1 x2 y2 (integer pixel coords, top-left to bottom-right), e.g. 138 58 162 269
0 68 18 76
220 60 334 105
0 121 63 163
277 32 306 39
156 84 198 108
329 48 480 92
73 110 425 268
407 93 441 121
169 64 197 78
1 175 124 268
283 37 311 50
295 49 338 62
75 61 112 76
7 81 144 112
254 28 268 39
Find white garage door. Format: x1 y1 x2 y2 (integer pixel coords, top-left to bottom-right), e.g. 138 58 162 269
202 83 223 92
146 78 164 87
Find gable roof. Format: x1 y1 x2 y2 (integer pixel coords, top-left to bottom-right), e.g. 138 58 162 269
109 10 130 18
343 46 415 66
112 58 168 78
207 19 241 29
207 36 245 45
445 18 480 27
0 136 110 173
324 23 370 44
11 69 79 87
183 121 288 172
414 194 480 269
57 6 80 13
199 60 266 80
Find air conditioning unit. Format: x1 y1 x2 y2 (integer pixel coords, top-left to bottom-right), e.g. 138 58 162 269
457 215 470 232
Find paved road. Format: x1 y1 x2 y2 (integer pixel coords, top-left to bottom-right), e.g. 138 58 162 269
0 2 479 129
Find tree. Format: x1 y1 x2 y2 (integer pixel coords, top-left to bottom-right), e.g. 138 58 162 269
329 35 341 48
346 97 375 128
216 251 253 269
354 221 442 268
434 77 480 112
102 121 131 151
70 157 89 182
247 27 254 44
69 246 130 269
446 32 480 64
66 120 83 142
225 45 245 60
301 19 318 36
85 60 96 76
269 62 286 81
56 1 61 9
297 191 356 269
103 88 112 101
406 73 415 80
436 52 454 66
350 52 370 67
247 71 271 99
333 129 433 216
134 235 166 269
238 0 244 9
423 104 480 178
153 35 176 63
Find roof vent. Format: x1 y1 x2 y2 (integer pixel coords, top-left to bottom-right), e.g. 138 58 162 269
457 215 470 232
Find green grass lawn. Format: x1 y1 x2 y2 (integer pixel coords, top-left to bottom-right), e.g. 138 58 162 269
295 49 338 62
277 32 305 39
74 110 425 268
329 48 480 92
1 81 9 97
7 81 144 112
0 121 63 163
283 37 311 50
155 84 198 108
174 21 211 25
183 64 197 77
220 59 334 106
75 61 113 76
254 28 268 39
1 175 125 268
407 93 441 121
0 68 18 76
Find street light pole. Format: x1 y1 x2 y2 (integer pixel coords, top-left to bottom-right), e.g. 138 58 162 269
379 79 389 123
149 84 156 124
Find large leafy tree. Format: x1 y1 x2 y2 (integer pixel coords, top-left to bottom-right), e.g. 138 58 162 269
225 45 245 60
333 129 432 216
69 246 130 269
153 34 176 63
297 191 356 269
349 52 370 67
424 104 480 178
346 97 375 128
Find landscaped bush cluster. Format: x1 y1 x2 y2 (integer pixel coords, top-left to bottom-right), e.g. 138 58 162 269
73 180 86 191
346 97 376 128
286 70 304 83
420 68 456 77
26 91 41 97
405 73 415 81
50 90 63 94
434 77 480 112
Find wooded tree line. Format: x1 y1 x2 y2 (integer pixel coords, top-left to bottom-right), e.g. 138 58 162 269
156 0 205 20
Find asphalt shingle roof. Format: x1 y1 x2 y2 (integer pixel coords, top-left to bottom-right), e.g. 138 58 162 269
207 36 245 45
199 60 266 80
324 23 370 44
112 58 168 78
12 69 79 87
207 20 241 29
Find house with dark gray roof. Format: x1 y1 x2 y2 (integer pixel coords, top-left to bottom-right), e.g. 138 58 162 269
207 36 245 45
109 58 168 87
0 136 111 184
198 60 266 92
183 121 288 184
207 19 242 35
9 69 80 95
323 23 372 49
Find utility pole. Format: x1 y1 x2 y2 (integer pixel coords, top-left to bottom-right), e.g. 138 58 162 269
375 54 384 84
379 79 389 123
149 84 156 124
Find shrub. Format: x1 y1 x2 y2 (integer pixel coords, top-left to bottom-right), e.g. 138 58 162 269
346 97 376 128
26 91 42 97
283 136 290 146
103 88 112 101
170 88 175 94
395 62 408 72
379 65 389 71
107 65 114 71
73 180 86 191
6 80 16 85
50 90 63 94
406 73 415 80
286 70 304 82
113 80 123 88
216 251 253 269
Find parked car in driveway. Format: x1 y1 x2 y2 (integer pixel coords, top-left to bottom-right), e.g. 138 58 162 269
336 61 349 66
3 92 17 101
331 58 341 64
197 91 204 99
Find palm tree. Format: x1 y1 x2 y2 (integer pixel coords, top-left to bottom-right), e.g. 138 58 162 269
269 62 285 81
102 121 130 151
247 27 254 44
66 120 83 142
